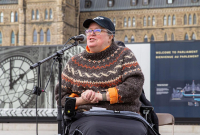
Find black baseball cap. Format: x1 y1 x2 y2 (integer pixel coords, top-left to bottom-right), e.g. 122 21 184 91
83 16 115 35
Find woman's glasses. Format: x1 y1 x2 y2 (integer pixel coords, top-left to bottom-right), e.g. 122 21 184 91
85 29 108 35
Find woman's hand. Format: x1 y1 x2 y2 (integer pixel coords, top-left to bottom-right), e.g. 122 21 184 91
81 90 101 103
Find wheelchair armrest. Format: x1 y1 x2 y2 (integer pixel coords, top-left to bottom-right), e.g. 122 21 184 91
140 106 154 120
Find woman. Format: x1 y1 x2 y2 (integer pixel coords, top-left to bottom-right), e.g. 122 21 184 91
55 16 145 135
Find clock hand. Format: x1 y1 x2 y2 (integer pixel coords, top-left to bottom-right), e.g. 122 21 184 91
9 59 13 89
10 69 31 87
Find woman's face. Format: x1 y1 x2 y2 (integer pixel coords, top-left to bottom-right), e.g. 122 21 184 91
86 22 113 53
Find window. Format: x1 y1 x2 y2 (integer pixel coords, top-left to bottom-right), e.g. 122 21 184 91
164 33 167 41
32 10 35 20
45 9 48 19
85 1 92 8
124 17 127 27
168 15 171 25
40 29 44 42
193 14 196 24
192 33 196 40
108 0 114 7
189 14 192 25
172 15 175 25
17 32 19 44
163 16 166 26
47 29 50 42
15 12 18 22
184 15 187 25
167 0 173 4
131 0 137 6
148 16 150 26
144 35 148 42
33 30 37 43
131 36 134 43
152 16 155 26
128 17 131 27
0 32 2 44
143 17 146 26
11 31 15 44
171 33 174 41
113 18 116 27
36 9 39 20
11 12 14 22
191 0 199 3
143 0 149 5
151 35 154 41
0 12 3 23
185 34 189 40
124 35 128 43
50 9 53 19
132 17 135 27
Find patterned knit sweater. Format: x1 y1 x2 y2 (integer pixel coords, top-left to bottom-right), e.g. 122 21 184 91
55 42 144 112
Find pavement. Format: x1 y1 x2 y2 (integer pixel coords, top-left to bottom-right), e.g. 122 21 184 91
0 123 200 135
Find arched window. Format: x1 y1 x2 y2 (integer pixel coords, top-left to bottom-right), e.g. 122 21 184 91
192 33 196 40
131 36 134 43
152 16 155 26
113 18 116 27
164 16 166 26
17 32 19 44
0 12 3 23
171 33 174 41
172 15 175 25
132 17 135 27
33 30 37 42
11 31 15 44
143 17 146 26
47 29 50 42
0 32 2 44
50 9 53 19
15 12 18 22
40 29 44 42
184 14 187 25
128 17 131 27
164 33 167 41
45 9 48 19
193 14 196 24
124 35 128 43
124 17 127 27
189 14 192 25
168 15 171 25
148 16 151 26
151 35 154 41
36 9 39 20
185 34 189 40
144 35 148 42
32 10 35 20
11 12 14 22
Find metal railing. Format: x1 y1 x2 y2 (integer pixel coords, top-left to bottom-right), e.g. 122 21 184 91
0 0 18 5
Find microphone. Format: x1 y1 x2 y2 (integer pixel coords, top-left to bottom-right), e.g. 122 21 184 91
70 34 86 41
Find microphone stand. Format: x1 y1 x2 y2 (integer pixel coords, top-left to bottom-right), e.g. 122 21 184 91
30 40 79 135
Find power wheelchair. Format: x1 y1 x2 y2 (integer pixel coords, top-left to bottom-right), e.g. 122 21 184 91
61 90 160 135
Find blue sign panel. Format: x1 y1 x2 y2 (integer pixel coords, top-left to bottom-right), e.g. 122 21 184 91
151 41 200 118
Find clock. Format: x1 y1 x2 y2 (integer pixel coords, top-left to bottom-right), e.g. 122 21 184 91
0 55 37 108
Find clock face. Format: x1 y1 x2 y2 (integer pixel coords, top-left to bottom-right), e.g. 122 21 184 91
0 56 37 108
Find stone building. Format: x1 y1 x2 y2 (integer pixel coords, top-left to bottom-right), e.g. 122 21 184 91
79 0 200 43
0 0 80 46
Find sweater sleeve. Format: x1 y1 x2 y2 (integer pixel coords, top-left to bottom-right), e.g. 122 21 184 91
55 61 74 107
108 48 144 104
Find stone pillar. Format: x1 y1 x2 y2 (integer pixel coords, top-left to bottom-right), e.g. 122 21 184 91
18 0 25 46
